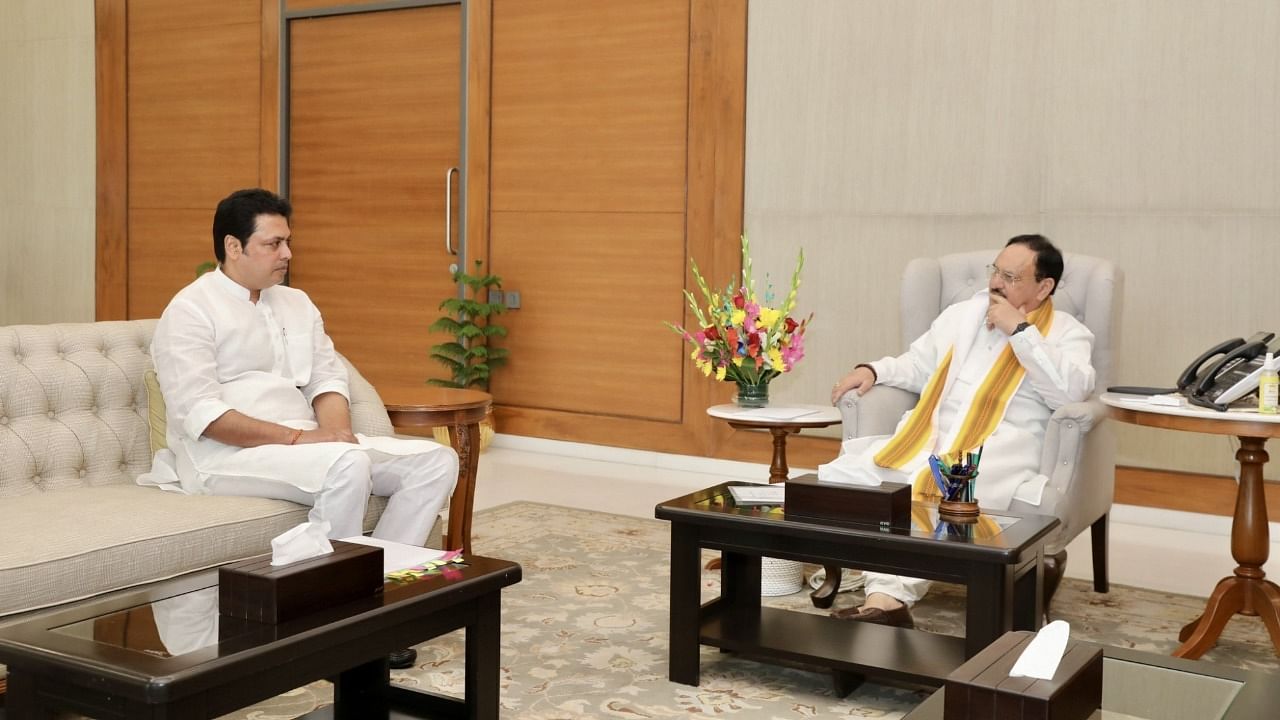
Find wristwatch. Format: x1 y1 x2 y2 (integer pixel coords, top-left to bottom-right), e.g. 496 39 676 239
1012 321 1032 335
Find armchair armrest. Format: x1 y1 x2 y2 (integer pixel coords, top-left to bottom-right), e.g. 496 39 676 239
838 385 917 442
1023 398 1114 551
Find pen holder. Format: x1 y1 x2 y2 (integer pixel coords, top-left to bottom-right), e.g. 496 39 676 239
939 499 980 522
939 471 980 522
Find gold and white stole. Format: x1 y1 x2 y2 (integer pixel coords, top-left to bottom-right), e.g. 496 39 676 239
872 298 1056 502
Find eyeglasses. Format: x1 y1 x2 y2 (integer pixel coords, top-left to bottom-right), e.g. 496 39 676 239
986 264 1024 285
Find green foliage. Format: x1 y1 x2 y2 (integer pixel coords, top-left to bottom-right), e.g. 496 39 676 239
428 260 509 389
196 261 217 277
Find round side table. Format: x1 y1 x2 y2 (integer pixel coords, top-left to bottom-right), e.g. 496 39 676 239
381 386 492 553
705 403 842 591
707 404 842 483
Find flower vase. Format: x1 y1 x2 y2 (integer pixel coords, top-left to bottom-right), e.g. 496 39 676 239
735 381 770 408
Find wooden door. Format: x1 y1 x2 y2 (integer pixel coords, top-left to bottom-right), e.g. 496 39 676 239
286 4 462 389
488 0 691 423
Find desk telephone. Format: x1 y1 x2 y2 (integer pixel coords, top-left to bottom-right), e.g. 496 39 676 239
1110 331 1280 411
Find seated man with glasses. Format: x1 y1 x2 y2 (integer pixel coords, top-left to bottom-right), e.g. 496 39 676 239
823 235 1095 627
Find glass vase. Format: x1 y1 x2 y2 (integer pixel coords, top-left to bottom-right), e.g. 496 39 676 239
735 381 770 408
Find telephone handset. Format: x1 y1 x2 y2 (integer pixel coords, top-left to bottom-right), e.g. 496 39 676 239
1175 336 1249 392
1108 331 1276 409
1187 334 1280 411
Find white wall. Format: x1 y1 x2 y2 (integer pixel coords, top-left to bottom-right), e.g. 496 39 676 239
0 0 96 325
745 0 1280 478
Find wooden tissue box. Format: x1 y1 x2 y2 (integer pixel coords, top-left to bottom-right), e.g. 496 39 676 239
944 630 1103 720
218 540 384 624
784 472 911 528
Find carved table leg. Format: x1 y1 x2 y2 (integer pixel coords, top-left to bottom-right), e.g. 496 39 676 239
1174 436 1280 658
445 420 481 552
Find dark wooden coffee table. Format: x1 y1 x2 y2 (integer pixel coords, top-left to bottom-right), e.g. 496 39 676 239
0 555 520 719
655 483 1058 691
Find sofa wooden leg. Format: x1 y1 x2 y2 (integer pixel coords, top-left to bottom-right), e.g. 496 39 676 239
1091 513 1109 593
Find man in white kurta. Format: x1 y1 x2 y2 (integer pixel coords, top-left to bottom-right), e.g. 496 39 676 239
147 188 458 549
821 236 1095 626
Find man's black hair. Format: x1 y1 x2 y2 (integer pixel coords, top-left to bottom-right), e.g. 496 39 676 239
1005 234 1063 295
212 188 292 263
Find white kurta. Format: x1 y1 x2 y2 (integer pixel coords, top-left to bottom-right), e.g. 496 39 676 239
147 269 439 495
820 290 1095 511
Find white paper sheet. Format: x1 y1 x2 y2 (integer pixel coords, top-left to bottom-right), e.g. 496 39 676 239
338 536 449 575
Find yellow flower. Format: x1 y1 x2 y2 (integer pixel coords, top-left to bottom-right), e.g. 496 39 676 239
690 348 700 360
732 357 744 367
697 359 712 376
768 347 786 372
758 307 781 327
715 366 727 381
731 309 746 326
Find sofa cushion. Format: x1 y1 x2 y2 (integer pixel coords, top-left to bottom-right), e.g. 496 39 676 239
0 484 389 618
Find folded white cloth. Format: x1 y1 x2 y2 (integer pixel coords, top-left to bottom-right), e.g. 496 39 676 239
270 521 334 566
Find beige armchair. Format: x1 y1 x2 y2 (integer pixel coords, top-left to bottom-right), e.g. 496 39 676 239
838 250 1123 596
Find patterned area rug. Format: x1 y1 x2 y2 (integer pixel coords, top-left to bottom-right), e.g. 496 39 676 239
214 501 1278 719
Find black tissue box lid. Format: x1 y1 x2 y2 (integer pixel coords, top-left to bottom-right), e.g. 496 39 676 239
218 540 384 624
784 473 911 528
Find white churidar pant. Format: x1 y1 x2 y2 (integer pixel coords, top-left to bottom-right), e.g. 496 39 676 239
206 445 458 546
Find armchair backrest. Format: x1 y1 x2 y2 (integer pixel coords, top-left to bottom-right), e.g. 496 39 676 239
900 251 1124 389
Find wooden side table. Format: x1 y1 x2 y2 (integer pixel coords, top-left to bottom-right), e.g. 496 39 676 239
381 386 492 553
707 404 842 483
1102 392 1280 659
705 404 843 586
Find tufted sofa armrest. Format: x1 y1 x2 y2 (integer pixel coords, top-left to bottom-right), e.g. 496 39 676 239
837 385 917 445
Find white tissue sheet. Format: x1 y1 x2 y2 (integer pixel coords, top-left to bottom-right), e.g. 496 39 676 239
815 461 883 487
1009 620 1070 680
270 520 334 566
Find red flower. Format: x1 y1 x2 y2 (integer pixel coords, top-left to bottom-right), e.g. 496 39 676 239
784 317 797 333
705 325 720 341
726 328 739 350
732 292 745 309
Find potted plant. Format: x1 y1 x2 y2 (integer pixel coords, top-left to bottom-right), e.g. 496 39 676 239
427 260 508 447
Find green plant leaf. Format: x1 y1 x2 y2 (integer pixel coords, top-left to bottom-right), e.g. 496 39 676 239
426 377 465 389
429 317 464 335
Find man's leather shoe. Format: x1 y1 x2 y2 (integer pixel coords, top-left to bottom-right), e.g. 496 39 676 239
389 648 418 669
1043 550 1068 610
830 604 914 629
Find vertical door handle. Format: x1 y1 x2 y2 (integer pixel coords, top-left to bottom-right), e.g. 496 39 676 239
444 166 459 255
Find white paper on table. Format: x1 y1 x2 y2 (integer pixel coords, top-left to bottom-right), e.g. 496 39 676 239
338 536 449 575
730 407 822 421
1009 620 1070 680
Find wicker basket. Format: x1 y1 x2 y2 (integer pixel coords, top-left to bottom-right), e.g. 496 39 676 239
760 557 804 596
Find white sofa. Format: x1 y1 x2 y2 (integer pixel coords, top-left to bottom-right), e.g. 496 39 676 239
0 320 443 663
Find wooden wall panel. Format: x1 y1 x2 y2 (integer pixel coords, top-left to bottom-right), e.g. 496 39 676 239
124 0 260 33
95 0 128 320
285 0 398 11
123 2 265 320
287 6 461 389
489 210 687 420
489 0 689 213
126 209 215 319
126 21 261 208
